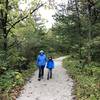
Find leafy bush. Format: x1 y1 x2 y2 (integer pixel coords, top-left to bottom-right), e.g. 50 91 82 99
0 61 36 99
0 70 24 94
63 56 100 100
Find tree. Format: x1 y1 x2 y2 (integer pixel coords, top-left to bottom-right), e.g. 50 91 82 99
0 0 44 55
52 0 100 63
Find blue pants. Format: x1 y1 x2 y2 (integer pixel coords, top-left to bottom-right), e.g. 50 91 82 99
47 68 52 79
38 66 45 79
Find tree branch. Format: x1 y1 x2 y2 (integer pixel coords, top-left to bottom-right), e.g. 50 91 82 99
7 3 44 34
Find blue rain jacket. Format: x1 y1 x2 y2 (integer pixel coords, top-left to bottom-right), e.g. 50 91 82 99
47 59 54 69
36 53 47 67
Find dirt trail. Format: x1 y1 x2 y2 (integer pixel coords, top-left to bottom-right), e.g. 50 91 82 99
16 57 74 100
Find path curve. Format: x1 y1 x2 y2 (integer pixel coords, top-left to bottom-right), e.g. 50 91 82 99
16 57 74 100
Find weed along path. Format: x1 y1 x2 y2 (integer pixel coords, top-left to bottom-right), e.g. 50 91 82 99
16 57 74 100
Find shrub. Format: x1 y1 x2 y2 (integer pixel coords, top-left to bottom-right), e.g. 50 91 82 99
63 56 100 100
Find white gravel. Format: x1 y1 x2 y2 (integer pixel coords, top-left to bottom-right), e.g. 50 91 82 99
16 57 74 100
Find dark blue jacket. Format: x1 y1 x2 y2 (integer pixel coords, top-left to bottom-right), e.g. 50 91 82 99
36 53 47 67
47 59 54 69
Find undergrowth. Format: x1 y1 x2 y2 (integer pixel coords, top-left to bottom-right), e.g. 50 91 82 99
0 61 36 100
63 56 100 100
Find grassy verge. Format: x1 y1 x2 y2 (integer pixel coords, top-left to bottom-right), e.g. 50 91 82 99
63 56 100 100
0 61 36 100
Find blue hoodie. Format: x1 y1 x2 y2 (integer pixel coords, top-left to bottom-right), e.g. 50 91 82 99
47 59 54 69
36 53 47 67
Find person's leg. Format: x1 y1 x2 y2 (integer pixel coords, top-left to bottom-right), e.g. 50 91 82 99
50 68 52 78
47 69 50 80
38 67 42 81
41 66 45 79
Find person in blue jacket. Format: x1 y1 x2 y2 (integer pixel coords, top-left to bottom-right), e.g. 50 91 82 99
47 56 54 80
36 50 47 81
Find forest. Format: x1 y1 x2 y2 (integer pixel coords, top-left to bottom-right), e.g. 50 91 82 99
0 0 100 100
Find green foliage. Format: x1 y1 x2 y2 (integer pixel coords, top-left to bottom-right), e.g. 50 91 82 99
63 56 100 100
0 62 36 99
53 0 100 62
0 0 100 99
0 0 63 99
0 70 24 93
0 51 8 74
21 62 37 80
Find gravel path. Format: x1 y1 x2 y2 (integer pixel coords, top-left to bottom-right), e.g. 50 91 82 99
16 57 74 100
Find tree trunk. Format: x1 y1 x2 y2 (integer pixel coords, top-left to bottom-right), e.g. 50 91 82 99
74 0 82 60
0 0 8 49
0 0 9 59
87 0 93 64
4 0 8 50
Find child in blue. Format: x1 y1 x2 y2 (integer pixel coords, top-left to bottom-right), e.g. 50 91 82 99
47 56 54 80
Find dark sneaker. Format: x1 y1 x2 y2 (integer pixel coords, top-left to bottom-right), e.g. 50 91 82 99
38 78 41 81
47 77 49 80
50 77 52 79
